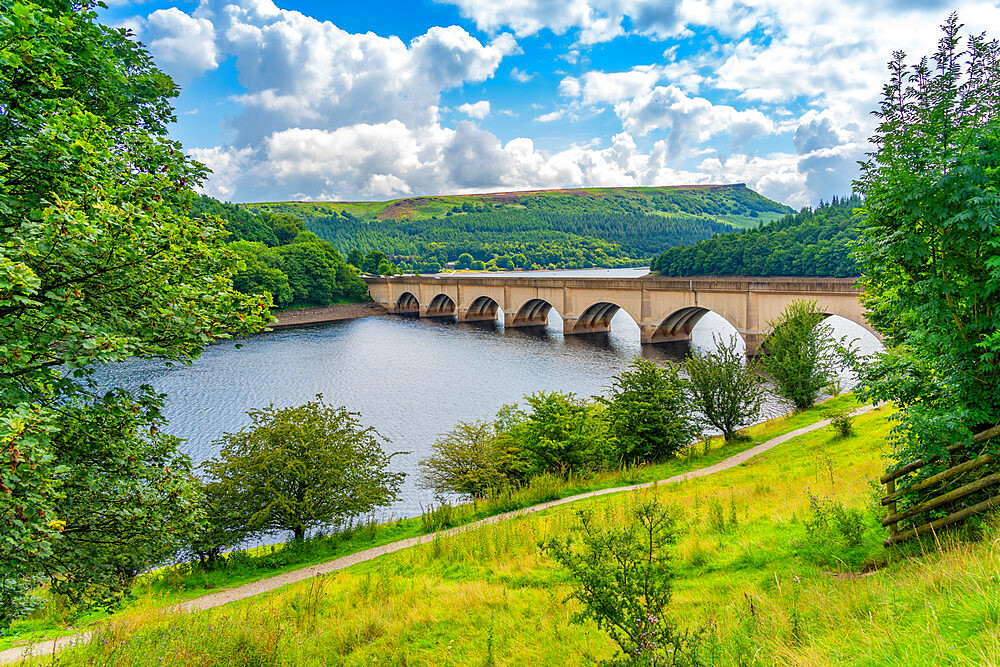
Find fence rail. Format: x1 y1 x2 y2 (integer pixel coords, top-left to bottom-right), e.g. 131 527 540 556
881 424 1000 545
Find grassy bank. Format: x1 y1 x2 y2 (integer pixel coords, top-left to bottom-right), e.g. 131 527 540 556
26 401 1000 665
2 396 860 654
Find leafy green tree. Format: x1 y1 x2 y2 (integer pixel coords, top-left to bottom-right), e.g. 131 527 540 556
362 250 387 274
187 476 253 569
346 248 365 268
203 396 404 542
418 421 507 500
502 392 612 477
230 241 294 307
265 212 306 244
543 500 709 665
455 253 474 269
376 258 397 276
685 336 764 441
759 301 838 410
601 358 697 463
854 15 1000 465
0 0 268 625
470 260 487 271
192 195 279 247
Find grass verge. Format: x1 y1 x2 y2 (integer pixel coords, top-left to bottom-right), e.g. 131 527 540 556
2 394 860 655
32 402 1000 666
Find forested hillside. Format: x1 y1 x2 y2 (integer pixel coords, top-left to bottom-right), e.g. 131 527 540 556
245 184 792 272
191 197 368 309
651 195 861 277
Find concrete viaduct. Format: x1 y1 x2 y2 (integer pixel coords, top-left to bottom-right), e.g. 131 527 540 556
363 275 876 354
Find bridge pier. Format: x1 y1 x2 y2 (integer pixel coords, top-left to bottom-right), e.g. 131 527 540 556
458 308 497 323
563 317 612 336
743 332 765 356
504 311 548 328
640 324 691 345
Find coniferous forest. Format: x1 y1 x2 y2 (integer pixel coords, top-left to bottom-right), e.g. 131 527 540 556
650 195 862 277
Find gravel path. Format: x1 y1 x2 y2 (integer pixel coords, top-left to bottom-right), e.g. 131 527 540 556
0 404 875 665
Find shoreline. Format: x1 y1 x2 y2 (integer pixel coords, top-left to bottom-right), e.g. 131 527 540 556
267 302 387 329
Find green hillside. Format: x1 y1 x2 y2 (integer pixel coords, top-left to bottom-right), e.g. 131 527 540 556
651 195 861 278
244 184 793 272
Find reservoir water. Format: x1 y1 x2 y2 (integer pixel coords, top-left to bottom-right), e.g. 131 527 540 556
94 268 882 531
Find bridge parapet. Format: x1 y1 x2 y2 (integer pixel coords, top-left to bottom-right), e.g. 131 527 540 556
364 274 869 353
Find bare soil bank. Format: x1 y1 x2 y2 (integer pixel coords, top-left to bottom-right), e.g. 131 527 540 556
268 302 386 330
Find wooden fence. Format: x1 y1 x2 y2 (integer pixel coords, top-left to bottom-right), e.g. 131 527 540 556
881 424 1000 545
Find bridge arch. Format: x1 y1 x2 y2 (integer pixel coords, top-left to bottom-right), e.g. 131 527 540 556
507 298 555 328
461 295 501 323
424 293 457 318
395 291 419 314
568 300 644 336
650 307 720 344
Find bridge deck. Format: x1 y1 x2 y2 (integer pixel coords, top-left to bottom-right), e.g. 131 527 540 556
363 274 870 352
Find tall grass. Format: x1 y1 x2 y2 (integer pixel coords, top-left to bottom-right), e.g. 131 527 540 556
36 404 999 665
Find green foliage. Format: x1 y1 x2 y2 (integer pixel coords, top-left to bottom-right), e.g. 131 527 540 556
375 258 397 276
827 409 855 438
196 197 368 308
500 392 614 477
346 248 364 268
0 0 268 627
202 396 404 542
685 337 764 441
651 195 862 277
248 184 793 271
853 15 1000 476
267 212 306 245
191 195 279 246
806 493 868 548
417 421 508 500
543 500 712 666
759 301 839 410
601 358 697 463
361 251 388 274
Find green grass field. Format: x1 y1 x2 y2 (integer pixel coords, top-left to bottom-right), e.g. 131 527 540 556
3 397 855 655
13 398 1000 665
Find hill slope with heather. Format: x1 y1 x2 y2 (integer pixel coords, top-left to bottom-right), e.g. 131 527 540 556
243 184 793 272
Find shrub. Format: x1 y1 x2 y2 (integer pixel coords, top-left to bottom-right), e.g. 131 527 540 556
827 409 855 438
685 335 764 441
601 358 697 463
418 420 507 500
543 499 714 665
759 300 839 410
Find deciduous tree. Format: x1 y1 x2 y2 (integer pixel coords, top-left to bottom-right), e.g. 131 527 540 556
0 0 268 624
601 358 696 463
854 14 1000 466
758 301 838 410
203 397 404 542
686 336 764 441
418 420 507 500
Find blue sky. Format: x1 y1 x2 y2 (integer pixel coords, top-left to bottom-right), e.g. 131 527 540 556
102 0 1000 207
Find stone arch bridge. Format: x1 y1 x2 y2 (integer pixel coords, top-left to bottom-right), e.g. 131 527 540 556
364 275 876 354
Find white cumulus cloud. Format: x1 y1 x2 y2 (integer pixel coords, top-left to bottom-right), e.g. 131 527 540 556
143 7 218 82
458 101 491 118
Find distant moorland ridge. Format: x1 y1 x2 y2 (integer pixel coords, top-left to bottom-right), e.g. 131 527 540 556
239 183 793 273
